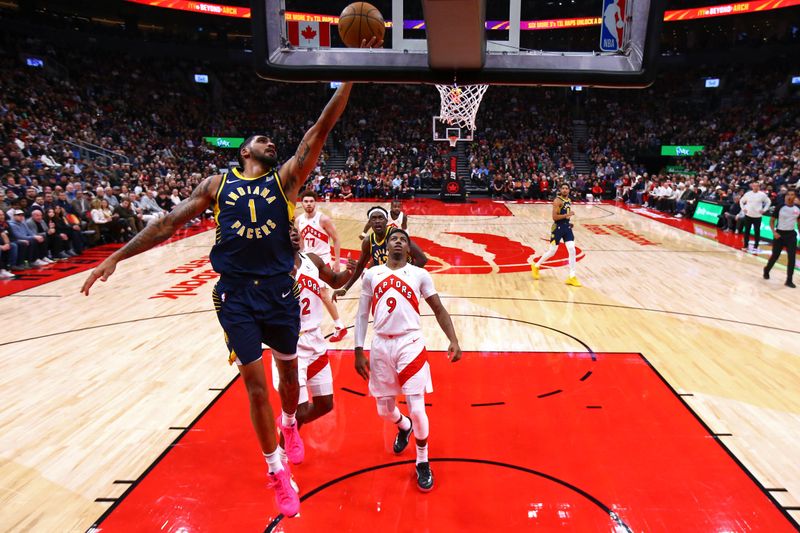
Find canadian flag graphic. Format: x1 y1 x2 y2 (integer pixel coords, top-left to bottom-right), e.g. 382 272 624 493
287 21 331 48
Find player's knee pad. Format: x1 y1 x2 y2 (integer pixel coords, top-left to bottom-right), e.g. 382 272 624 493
406 394 429 440
376 397 398 421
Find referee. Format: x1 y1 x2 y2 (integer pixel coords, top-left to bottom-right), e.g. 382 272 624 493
763 188 799 288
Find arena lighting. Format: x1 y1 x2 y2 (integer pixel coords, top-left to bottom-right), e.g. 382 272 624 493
571 85 583 91
330 81 343 89
705 78 720 88
125 0 800 26
792 76 800 85
194 74 209 83
26 57 44 67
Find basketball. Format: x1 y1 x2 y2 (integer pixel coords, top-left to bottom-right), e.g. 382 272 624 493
338 2 385 48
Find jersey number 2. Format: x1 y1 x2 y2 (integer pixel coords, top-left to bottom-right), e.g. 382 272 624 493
301 298 311 316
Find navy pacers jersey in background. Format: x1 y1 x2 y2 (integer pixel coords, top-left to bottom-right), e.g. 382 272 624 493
550 196 574 244
210 167 295 278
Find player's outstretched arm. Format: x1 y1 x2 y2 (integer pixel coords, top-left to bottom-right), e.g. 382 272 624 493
425 294 462 362
402 215 408 231
409 241 428 268
278 38 381 202
334 238 370 299
278 83 354 202
309 252 357 289
360 221 371 239
81 175 220 295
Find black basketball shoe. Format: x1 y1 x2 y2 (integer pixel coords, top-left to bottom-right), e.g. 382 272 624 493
415 462 434 492
393 418 413 454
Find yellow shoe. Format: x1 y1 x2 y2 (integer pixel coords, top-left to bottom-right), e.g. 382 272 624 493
531 263 540 280
565 276 582 287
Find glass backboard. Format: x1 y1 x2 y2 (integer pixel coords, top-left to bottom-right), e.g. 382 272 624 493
252 0 665 87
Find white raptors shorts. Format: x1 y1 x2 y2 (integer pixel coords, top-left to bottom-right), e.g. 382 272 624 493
368 332 433 398
272 328 333 404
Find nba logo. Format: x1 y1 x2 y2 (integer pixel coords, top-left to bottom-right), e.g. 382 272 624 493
600 0 626 52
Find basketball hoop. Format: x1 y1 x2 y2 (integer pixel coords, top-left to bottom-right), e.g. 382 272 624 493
435 83 488 132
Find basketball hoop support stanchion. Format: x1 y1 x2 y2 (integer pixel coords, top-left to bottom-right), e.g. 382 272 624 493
433 79 485 204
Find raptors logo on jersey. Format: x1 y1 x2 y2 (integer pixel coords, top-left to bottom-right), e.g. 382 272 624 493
364 264 437 336
297 211 331 259
388 211 405 231
295 253 324 331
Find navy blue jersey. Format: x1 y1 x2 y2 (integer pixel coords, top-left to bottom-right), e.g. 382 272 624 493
550 196 574 244
554 196 572 226
210 167 295 278
370 231 388 266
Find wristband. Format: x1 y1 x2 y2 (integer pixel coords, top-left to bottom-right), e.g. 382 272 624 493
360 232 367 238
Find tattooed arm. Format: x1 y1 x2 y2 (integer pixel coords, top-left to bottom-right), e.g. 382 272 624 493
278 83 354 204
81 175 221 295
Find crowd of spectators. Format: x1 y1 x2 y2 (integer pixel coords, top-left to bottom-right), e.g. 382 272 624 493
1 28 798 277
584 64 799 225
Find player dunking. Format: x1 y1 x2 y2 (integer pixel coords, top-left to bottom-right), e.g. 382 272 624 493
360 198 408 239
335 206 426 301
272 226 357 438
354 229 461 491
296 190 348 342
80 77 363 517
531 183 582 287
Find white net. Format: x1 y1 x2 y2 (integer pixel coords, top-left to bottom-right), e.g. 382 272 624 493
435 83 489 132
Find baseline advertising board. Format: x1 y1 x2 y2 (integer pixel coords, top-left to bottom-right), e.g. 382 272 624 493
692 201 723 224
693 200 799 243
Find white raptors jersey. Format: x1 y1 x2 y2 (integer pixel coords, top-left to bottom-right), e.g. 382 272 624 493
297 211 330 258
363 263 436 336
295 253 324 331
388 211 405 231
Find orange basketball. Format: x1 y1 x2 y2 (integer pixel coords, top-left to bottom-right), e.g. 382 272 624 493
338 2 385 48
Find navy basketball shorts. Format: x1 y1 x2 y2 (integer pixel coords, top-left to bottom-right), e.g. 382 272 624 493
550 224 575 244
212 274 300 366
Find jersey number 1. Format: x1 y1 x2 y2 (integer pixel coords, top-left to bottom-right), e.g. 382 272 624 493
248 199 257 223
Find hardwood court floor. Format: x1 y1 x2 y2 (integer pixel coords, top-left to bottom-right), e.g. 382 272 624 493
0 199 798 532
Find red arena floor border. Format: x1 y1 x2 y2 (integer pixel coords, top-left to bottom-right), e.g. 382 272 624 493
89 350 797 532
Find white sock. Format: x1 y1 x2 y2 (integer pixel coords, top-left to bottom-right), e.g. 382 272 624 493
565 241 577 278
334 320 344 329
396 414 411 431
416 444 428 465
264 448 284 474
279 446 288 464
281 410 296 427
